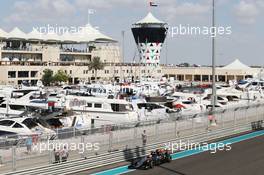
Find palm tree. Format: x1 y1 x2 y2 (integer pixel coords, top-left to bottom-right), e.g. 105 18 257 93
88 56 105 82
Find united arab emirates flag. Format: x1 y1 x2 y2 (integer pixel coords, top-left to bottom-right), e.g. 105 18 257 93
149 1 158 7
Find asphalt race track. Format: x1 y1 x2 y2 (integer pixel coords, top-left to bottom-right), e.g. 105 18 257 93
126 135 264 175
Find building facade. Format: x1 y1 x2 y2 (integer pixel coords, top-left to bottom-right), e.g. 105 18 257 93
0 25 260 85
162 66 259 83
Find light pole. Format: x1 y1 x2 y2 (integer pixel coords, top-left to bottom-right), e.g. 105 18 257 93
121 30 125 81
122 30 125 63
211 0 217 112
165 37 168 65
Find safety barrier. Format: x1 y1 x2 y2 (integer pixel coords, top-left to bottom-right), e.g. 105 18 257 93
2 122 256 175
0 102 264 174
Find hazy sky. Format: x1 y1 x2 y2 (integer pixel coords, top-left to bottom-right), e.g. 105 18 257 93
0 0 263 66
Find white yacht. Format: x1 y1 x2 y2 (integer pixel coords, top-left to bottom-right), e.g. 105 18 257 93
4 89 48 109
0 102 26 117
64 96 138 127
131 99 175 121
172 99 206 115
0 117 56 139
137 82 160 97
57 114 91 129
63 84 114 98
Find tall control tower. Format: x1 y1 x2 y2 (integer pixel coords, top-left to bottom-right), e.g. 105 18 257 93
132 12 167 70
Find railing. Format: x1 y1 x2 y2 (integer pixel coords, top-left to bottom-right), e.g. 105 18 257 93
0 102 264 174
2 47 43 52
0 61 146 67
1 123 257 175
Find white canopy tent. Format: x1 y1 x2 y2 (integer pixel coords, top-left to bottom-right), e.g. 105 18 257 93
87 24 114 42
135 12 166 25
2 57 10 61
222 59 251 70
12 58 19 62
60 30 77 43
43 31 61 42
27 29 44 42
75 23 114 43
2 24 115 43
0 28 8 39
8 27 28 40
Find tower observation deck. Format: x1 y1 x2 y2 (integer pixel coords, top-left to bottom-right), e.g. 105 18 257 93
131 12 168 67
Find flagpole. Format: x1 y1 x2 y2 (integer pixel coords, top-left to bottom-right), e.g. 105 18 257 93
87 9 95 24
122 30 125 80
88 9 90 24
211 0 216 112
148 0 150 12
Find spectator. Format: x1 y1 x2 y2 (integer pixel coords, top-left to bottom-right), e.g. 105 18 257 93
208 112 217 127
142 130 147 146
54 148 60 163
60 146 69 162
25 136 32 153
0 155 2 166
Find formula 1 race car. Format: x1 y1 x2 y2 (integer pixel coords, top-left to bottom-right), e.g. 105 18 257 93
129 155 154 169
129 149 172 170
251 120 263 131
151 149 172 165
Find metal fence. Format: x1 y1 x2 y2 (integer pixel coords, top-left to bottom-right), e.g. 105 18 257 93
0 102 264 173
